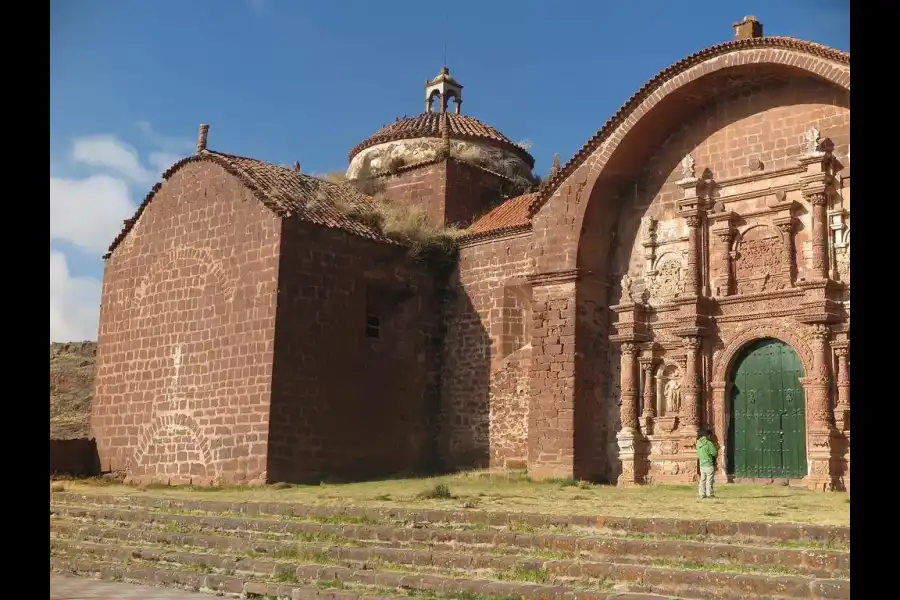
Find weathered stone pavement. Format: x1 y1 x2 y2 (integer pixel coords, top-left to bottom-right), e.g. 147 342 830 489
51 574 210 599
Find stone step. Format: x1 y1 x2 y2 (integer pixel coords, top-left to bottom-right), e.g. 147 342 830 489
51 556 690 600
49 534 849 600
50 491 850 546
50 505 850 578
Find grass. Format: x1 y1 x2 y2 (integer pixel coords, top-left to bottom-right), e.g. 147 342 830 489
320 170 464 260
53 468 850 526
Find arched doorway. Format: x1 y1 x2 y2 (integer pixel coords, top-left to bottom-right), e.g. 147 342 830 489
727 338 807 479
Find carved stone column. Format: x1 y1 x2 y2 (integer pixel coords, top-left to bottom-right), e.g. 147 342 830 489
711 382 728 478
639 356 656 435
833 345 850 431
619 342 639 433
679 336 702 434
616 341 645 485
808 192 829 280
801 322 836 491
773 216 795 285
713 228 734 297
684 215 701 295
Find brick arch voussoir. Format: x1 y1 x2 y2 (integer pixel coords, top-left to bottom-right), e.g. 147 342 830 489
535 47 849 272
712 323 814 384
129 413 217 476
129 245 238 309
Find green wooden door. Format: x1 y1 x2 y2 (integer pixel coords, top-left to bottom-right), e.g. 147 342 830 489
728 339 807 479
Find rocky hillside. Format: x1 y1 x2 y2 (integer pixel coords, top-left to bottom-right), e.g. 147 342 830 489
50 342 96 439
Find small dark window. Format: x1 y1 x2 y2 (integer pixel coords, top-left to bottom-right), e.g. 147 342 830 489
365 314 381 339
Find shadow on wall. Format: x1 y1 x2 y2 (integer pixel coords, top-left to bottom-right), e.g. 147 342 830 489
437 265 494 472
50 438 100 477
266 218 451 484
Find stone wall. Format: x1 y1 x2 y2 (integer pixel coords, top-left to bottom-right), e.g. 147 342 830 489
268 219 444 483
441 233 532 469
93 161 281 484
375 159 510 228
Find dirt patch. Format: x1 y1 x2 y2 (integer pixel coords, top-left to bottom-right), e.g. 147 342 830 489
50 342 96 439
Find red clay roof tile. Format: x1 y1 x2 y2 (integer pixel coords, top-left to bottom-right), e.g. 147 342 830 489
104 150 394 259
461 192 536 241
349 112 534 167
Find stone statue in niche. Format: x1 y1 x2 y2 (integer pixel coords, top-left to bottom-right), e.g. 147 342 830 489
804 127 821 155
680 154 695 180
664 376 682 415
619 273 634 304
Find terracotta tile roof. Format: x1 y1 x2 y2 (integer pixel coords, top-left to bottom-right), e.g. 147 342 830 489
530 36 850 217
349 112 535 167
104 150 394 259
460 192 536 242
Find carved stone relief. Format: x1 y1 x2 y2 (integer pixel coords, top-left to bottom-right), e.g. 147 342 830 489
732 225 790 294
647 255 686 303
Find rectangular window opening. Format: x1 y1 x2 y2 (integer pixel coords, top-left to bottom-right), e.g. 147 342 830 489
365 314 381 340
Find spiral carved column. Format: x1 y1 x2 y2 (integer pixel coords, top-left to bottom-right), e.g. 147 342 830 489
680 336 702 434
833 346 850 432
639 357 656 435
807 192 829 280
616 342 646 486
684 215 701 295
801 323 836 491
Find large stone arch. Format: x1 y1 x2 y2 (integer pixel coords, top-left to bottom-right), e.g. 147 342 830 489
712 323 813 385
529 40 850 275
522 38 849 482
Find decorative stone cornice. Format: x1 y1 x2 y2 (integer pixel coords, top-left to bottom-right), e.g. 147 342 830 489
526 269 581 286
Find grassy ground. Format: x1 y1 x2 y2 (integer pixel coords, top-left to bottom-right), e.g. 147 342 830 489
53 469 850 526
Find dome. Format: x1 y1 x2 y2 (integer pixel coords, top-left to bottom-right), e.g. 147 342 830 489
348 112 534 167
346 67 536 189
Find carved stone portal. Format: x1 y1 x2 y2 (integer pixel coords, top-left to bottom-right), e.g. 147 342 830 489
733 225 791 294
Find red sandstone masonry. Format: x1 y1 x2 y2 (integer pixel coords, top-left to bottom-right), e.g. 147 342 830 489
93 162 280 484
268 218 442 483
50 539 850 600
53 513 849 577
51 493 850 544
51 557 681 600
441 233 534 469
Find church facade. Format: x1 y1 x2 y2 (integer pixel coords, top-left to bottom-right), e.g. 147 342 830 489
91 17 850 490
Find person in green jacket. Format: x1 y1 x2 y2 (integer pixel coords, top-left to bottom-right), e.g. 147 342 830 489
696 428 718 499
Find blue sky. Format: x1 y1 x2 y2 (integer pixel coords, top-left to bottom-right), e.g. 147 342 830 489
49 0 849 341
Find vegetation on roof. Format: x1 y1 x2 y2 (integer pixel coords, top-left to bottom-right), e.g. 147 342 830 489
313 167 464 264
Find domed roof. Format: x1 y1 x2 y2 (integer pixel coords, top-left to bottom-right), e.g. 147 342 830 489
349 112 534 167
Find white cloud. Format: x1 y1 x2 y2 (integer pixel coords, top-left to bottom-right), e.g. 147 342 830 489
50 249 102 342
50 124 186 342
71 134 153 182
148 151 182 175
136 121 194 154
50 174 136 254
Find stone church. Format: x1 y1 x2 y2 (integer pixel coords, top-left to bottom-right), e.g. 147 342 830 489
91 17 850 491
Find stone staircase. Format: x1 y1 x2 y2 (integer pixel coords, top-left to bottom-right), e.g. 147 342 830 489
49 492 850 600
